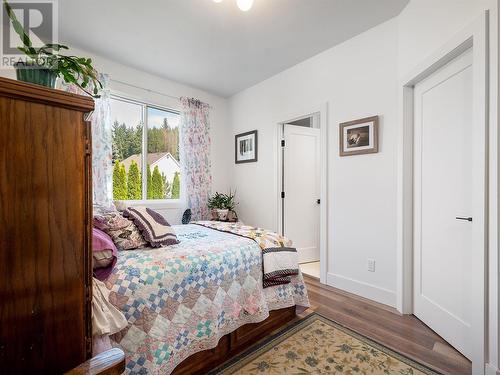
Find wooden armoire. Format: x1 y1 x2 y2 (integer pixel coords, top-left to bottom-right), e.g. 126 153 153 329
0 76 94 374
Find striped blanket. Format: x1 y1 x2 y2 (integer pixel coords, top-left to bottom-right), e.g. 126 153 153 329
193 221 299 287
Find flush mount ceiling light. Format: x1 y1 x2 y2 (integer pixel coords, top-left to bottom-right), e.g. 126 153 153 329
236 0 253 11
213 0 254 12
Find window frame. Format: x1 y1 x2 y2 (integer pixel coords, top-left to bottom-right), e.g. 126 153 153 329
110 94 183 207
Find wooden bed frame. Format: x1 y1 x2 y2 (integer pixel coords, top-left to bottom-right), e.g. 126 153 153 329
66 306 297 375
172 306 297 375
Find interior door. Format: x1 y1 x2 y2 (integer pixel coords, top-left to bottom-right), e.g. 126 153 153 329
413 49 473 359
283 124 320 263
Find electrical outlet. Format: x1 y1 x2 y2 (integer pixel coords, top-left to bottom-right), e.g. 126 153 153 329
367 259 376 272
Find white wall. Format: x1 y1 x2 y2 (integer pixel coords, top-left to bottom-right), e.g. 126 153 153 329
398 0 492 79
230 19 400 306
0 46 232 225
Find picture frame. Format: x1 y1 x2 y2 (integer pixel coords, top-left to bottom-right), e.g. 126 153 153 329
235 130 258 164
339 116 379 156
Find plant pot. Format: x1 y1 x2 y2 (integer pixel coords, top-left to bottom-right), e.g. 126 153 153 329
14 62 58 89
227 210 238 222
217 209 229 221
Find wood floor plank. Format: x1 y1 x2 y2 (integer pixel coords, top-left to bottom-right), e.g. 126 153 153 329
307 290 441 350
305 278 451 343
303 277 471 375
306 287 449 344
433 342 468 362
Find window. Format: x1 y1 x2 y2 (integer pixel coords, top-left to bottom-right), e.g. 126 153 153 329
111 96 181 201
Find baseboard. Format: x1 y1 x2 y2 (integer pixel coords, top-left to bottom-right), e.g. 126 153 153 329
486 363 500 375
297 247 320 264
327 272 397 308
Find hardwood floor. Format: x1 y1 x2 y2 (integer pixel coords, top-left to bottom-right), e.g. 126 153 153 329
301 276 471 375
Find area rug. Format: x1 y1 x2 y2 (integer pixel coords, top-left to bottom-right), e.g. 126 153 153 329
210 313 441 375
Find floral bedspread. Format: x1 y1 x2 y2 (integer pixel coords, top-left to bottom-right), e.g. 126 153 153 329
105 224 310 375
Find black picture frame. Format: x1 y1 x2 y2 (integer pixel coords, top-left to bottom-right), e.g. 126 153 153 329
235 130 258 164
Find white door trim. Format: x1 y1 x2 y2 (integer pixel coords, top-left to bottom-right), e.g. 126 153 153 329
276 103 329 284
487 3 500 375
397 12 490 375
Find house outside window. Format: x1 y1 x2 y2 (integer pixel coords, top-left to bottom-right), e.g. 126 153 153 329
110 96 181 202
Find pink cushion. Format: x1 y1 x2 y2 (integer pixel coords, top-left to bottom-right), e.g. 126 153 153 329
92 228 118 281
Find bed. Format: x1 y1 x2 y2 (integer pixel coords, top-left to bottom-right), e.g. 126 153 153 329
103 223 310 374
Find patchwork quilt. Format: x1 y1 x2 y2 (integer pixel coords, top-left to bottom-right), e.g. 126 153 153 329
192 221 299 287
105 224 309 375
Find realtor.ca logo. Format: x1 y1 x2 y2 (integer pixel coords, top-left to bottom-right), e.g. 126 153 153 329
1 0 58 68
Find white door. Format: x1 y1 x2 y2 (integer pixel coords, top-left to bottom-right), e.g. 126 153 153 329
283 124 320 263
413 49 473 359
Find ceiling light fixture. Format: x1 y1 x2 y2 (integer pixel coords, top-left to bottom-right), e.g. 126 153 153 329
213 0 253 12
236 0 253 11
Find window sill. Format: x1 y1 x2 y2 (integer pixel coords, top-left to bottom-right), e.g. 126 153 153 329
114 199 185 210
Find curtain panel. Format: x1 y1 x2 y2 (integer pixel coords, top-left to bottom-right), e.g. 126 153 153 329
59 74 113 207
179 97 212 220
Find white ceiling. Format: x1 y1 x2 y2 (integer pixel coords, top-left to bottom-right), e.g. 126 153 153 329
59 0 409 97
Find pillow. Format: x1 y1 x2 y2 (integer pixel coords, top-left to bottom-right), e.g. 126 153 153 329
93 250 114 268
123 206 179 248
92 228 118 281
93 206 148 250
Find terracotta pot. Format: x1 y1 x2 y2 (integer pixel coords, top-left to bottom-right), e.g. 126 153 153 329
217 209 229 221
227 211 238 222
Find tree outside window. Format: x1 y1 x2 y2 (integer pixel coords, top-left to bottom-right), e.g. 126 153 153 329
110 97 181 201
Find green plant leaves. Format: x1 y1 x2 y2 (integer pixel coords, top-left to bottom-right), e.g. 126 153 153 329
3 0 34 52
4 0 103 98
207 190 238 210
44 43 69 51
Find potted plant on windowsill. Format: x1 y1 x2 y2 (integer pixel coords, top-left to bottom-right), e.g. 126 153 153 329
3 0 102 97
208 190 239 222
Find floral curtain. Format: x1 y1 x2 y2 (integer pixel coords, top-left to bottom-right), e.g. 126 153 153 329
59 74 113 207
179 97 212 220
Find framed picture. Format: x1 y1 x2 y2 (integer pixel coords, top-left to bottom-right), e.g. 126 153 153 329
339 116 379 156
235 130 258 164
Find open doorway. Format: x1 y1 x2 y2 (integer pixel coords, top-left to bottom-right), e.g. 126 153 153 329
279 113 321 279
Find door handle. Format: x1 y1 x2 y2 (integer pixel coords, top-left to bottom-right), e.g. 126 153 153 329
456 217 472 222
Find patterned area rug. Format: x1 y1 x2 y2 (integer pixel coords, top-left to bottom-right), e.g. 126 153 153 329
210 313 441 374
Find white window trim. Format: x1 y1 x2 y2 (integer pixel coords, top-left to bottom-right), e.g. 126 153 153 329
111 94 184 208
116 199 185 209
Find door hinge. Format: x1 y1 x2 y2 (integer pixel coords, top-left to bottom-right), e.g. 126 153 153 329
85 141 91 155
86 337 92 356
281 139 285 147
281 192 285 199
85 285 92 303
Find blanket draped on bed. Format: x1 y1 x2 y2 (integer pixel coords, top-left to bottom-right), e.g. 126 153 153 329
106 224 309 374
193 221 299 288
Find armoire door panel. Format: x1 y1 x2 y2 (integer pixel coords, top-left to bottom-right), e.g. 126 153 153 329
0 77 94 374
